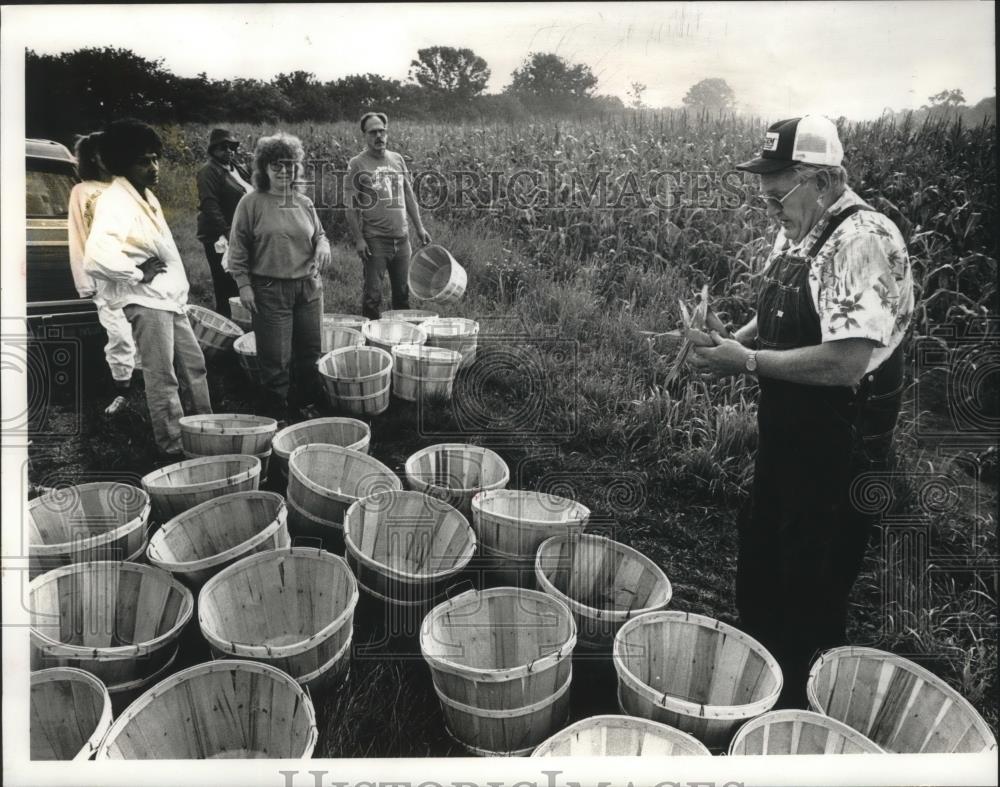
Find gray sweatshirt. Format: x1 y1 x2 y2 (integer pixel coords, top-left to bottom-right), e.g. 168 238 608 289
226 190 330 289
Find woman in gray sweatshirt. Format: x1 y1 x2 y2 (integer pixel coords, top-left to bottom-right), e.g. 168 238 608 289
227 132 331 423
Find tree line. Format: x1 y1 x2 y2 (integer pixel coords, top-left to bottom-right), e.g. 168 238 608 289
26 46 638 144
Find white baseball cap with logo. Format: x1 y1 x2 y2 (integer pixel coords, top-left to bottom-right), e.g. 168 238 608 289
737 114 844 174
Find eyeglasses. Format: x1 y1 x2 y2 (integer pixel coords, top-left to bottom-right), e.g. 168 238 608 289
755 175 813 211
267 161 297 173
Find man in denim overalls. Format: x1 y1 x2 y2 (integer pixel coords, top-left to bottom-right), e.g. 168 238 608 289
689 115 914 707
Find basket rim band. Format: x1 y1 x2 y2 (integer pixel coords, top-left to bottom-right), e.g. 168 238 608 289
288 447 401 501
533 710 712 757
97 658 317 760
198 549 359 658
533 568 673 625
613 612 783 719
433 669 572 719
141 455 262 494
342 499 477 582
146 498 288 573
294 633 353 684
30 501 151 555
727 708 887 755
29 563 194 656
532 533 673 619
805 645 998 750
285 495 343 530
420 587 578 681
274 435 370 462
178 414 278 434
30 666 114 761
471 490 592 523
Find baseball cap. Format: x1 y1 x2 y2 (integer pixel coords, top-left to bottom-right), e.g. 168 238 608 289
736 114 844 174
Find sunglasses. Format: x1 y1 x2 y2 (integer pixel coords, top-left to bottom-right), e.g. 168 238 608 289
755 175 813 211
267 161 298 173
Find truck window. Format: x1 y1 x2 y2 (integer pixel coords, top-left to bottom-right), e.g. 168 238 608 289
26 166 75 218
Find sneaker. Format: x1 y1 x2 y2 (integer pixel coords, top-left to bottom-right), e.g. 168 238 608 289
104 395 128 417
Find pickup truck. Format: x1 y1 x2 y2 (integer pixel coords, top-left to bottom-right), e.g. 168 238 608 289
25 138 102 338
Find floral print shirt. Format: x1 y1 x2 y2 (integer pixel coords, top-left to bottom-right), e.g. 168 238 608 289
767 188 914 373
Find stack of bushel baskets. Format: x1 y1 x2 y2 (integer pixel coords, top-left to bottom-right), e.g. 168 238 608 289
25 240 998 762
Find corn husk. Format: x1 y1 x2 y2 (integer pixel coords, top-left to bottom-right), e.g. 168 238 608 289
664 285 709 385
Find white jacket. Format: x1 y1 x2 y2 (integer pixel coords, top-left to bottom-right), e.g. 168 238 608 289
83 177 189 313
67 180 107 297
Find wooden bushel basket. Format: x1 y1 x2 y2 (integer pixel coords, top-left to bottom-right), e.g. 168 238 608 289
381 308 440 325
179 413 277 457
96 660 318 759
321 324 364 354
199 547 358 693
535 533 672 649
317 346 393 416
420 587 577 756
343 491 476 633
29 561 194 700
31 667 113 760
187 304 243 359
471 490 588 587
422 317 479 368
28 482 151 579
323 313 369 331
146 491 290 588
179 414 276 480
228 297 253 333
531 714 711 757
613 611 783 751
728 709 884 755
272 417 371 483
141 454 261 522
286 444 401 550
233 332 261 383
408 244 467 305
362 318 427 355
405 444 510 519
391 344 462 402
807 646 997 753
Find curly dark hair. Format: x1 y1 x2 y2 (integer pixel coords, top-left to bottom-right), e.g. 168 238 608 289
73 132 107 182
252 131 304 191
97 119 163 176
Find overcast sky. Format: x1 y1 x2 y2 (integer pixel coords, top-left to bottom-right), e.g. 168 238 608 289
5 1 997 119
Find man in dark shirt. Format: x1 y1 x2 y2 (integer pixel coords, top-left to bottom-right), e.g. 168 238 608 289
196 128 253 317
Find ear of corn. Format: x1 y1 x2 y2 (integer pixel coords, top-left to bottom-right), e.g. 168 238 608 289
665 284 710 385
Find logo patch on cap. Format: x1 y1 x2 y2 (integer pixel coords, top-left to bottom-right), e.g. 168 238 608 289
762 131 780 152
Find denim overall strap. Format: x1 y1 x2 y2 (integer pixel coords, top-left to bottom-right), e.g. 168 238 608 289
756 205 873 352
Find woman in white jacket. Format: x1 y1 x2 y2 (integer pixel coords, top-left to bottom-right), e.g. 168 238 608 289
67 132 140 415
84 119 212 459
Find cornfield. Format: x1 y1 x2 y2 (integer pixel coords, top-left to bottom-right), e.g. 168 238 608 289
147 110 997 741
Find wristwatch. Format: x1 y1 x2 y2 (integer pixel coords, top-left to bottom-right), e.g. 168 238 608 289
745 350 759 374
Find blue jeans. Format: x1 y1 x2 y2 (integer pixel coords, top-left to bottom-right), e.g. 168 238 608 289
123 305 211 453
251 273 323 419
362 236 411 319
